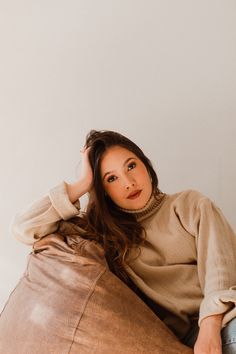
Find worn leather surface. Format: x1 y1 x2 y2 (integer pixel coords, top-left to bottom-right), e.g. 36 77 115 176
0 220 193 353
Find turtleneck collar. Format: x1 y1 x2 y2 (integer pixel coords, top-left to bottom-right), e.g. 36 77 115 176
117 190 168 222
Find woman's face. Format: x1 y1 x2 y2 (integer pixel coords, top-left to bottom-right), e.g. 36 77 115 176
100 145 153 210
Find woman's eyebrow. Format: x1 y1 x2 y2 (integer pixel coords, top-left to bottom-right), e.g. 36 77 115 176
102 157 137 180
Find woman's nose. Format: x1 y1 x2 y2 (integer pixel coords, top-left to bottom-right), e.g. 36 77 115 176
125 178 135 190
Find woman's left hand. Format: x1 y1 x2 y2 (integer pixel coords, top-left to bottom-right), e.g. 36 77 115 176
194 314 223 354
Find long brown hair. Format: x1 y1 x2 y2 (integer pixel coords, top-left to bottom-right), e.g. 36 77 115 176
71 130 160 286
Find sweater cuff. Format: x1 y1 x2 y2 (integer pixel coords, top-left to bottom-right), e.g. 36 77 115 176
199 288 236 327
48 181 81 220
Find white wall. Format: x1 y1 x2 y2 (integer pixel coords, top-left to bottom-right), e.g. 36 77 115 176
1 0 236 312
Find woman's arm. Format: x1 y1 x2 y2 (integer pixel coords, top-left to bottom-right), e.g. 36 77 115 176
194 314 223 354
176 190 236 327
9 179 86 245
10 148 93 245
65 178 91 204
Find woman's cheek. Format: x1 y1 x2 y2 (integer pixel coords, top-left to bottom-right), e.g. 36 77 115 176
109 186 120 199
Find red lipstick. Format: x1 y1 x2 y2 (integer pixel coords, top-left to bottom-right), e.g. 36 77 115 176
127 190 142 199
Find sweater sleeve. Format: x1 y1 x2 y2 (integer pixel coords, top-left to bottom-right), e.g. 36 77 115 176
9 181 81 245
176 190 236 328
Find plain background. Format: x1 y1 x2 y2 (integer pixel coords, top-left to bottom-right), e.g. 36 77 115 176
0 0 235 312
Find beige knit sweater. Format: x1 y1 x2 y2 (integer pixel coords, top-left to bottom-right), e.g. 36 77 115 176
10 181 236 339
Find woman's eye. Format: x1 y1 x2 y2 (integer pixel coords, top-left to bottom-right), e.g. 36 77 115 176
128 162 136 170
107 175 116 183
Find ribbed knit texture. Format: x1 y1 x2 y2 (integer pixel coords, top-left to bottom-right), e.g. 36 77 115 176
117 191 167 222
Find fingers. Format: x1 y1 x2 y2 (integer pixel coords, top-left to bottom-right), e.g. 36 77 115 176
80 146 90 154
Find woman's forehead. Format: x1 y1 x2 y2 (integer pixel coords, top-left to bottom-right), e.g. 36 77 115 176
102 146 137 160
100 146 137 171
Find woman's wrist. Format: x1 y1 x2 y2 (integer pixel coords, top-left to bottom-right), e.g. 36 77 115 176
65 179 90 203
199 313 223 331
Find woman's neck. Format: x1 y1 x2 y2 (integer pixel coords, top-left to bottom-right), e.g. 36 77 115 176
117 190 167 222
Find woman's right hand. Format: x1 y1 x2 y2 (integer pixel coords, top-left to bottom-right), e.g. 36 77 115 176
65 147 94 203
79 146 94 192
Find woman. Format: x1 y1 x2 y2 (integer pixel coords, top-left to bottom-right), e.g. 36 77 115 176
9 129 236 354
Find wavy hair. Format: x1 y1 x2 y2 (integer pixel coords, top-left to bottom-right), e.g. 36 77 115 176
71 130 160 286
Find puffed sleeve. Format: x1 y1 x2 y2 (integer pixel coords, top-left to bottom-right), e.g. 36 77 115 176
178 190 236 328
9 181 81 245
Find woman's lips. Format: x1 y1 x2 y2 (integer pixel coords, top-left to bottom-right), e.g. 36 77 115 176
127 190 142 199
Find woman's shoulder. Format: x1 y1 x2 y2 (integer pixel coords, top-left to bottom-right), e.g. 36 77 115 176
165 188 211 208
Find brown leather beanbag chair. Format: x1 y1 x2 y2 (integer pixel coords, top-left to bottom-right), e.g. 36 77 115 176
0 220 192 354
